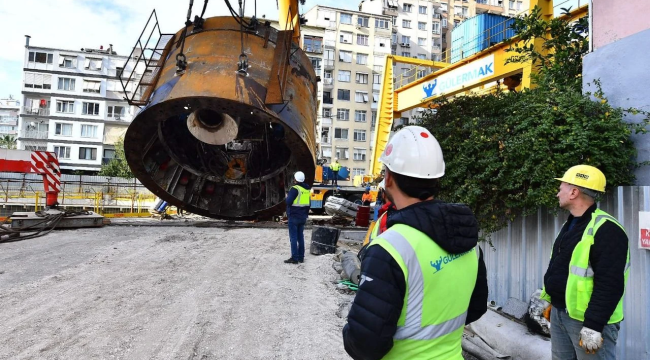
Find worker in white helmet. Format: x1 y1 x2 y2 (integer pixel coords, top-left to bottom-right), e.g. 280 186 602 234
343 126 488 359
284 171 311 264
330 158 341 186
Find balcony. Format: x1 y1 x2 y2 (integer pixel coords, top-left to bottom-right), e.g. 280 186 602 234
0 117 18 126
18 130 49 139
476 0 504 14
321 117 332 125
324 59 335 70
322 78 334 88
22 107 50 116
323 96 334 105
373 83 381 91
305 46 323 54
382 7 398 17
321 136 332 144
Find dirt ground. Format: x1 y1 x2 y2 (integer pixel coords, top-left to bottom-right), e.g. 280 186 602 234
0 226 355 360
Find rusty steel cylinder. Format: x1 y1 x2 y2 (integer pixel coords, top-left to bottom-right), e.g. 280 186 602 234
124 17 318 219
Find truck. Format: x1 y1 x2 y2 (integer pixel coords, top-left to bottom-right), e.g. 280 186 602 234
309 162 379 215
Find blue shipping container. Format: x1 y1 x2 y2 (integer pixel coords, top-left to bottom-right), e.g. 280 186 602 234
450 14 516 63
322 166 350 182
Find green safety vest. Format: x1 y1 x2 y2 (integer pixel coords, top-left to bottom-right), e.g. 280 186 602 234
331 162 341 171
369 212 386 243
369 224 479 360
291 185 310 207
541 208 630 324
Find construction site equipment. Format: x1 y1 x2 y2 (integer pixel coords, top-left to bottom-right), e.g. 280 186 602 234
0 149 60 207
310 226 339 255
370 0 589 177
0 209 103 243
122 1 317 220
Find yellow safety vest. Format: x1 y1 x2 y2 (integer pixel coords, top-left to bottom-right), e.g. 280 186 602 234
331 162 341 171
291 185 310 207
369 224 478 360
541 209 630 324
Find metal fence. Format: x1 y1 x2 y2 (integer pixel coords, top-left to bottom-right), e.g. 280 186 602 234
0 172 158 218
482 186 650 360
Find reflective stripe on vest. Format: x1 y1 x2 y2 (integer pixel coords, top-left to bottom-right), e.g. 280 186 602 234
292 185 310 207
368 212 386 245
564 209 630 323
369 226 478 360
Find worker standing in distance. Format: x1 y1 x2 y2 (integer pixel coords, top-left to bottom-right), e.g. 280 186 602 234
343 126 488 359
284 171 311 264
362 186 373 206
330 158 341 186
541 165 629 359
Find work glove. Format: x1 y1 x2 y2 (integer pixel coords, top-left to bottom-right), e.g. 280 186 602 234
578 327 604 354
543 305 551 321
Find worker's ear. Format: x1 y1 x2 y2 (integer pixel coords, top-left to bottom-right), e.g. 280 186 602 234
384 170 393 189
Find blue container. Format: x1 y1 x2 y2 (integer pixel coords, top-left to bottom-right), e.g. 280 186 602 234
322 166 350 182
450 14 516 63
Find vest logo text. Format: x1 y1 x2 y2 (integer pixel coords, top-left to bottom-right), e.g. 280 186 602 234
430 250 472 274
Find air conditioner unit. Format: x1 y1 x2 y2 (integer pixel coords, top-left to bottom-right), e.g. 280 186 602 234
401 43 410 47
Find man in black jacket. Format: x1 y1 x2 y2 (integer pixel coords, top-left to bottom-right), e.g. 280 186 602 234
342 126 488 360
542 165 629 359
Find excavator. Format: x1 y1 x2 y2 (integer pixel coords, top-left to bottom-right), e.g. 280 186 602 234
121 0 317 220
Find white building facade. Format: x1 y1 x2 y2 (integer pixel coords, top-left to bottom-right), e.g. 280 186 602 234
0 97 20 141
18 37 141 173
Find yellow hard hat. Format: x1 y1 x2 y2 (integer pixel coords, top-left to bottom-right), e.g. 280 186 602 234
555 165 606 192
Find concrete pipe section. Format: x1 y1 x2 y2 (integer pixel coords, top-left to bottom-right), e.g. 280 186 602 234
125 17 317 219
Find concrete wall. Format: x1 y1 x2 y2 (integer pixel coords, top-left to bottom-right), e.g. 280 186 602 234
593 0 650 50
583 28 650 185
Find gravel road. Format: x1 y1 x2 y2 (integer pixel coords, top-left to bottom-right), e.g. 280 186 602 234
0 226 355 360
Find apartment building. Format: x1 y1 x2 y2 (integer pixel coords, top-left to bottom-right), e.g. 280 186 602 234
360 0 445 125
304 6 393 182
0 97 20 141
18 36 142 173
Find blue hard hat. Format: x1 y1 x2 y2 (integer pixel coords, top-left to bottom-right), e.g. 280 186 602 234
366 186 371 191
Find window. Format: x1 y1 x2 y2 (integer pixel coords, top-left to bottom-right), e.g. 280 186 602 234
417 69 427 78
418 53 427 59
82 102 100 115
28 52 53 64
310 57 322 74
53 146 71 159
433 22 441 34
400 117 410 126
83 80 101 93
354 148 367 161
517 1 522 10
334 128 349 140
418 22 427 31
373 74 381 84
356 73 369 84
358 16 369 27
340 31 353 44
323 108 332 118
355 91 369 103
441 3 448 12
354 110 367 122
401 52 411 57
337 108 350 120
375 18 389 29
374 64 383 72
339 50 352 62
323 70 333 85
403 3 412 12
463 7 469 16
324 91 333 104
24 73 52 89
81 125 98 138
418 37 427 46
401 35 411 44
59 56 77 68
454 6 462 14
392 16 397 26
304 36 323 53
353 128 366 143
55 123 73 136
103 149 116 160
402 20 411 28
57 77 75 91
337 89 350 101
357 34 369 46
324 49 335 67
373 92 379 103
509 0 515 9
419 5 427 14
356 53 368 65
336 147 350 160
338 70 351 82
84 57 103 71
371 111 377 127
56 100 74 114
116 67 124 78
442 18 448 28
107 105 126 119
322 127 331 143
79 147 97 160
340 13 352 24
321 146 332 158
352 168 365 177
375 37 389 49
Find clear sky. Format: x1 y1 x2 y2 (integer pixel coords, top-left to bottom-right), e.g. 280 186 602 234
0 0 356 100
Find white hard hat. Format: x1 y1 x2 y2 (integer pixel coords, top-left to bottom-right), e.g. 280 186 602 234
378 180 385 189
294 171 305 182
379 126 445 179
334 158 338 161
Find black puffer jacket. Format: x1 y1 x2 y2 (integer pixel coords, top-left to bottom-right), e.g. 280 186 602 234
342 200 488 360
543 204 628 332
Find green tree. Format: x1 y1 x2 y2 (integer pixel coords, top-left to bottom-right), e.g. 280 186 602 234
0 135 17 149
99 137 134 178
415 7 649 235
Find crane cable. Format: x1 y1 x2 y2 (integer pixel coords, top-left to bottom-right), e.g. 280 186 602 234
176 0 195 73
